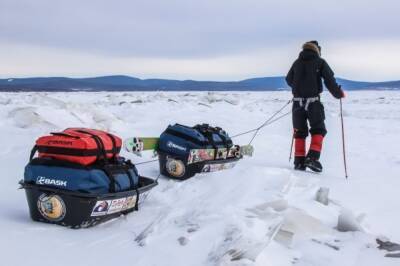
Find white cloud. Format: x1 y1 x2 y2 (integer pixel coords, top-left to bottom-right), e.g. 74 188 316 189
1 40 400 81
327 40 400 81
0 0 400 80
0 42 297 80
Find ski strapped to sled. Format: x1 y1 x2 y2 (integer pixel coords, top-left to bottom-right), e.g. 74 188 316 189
124 137 159 155
124 137 254 164
187 145 254 164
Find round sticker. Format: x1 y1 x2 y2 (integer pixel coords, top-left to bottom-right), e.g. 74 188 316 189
37 194 66 222
166 159 185 178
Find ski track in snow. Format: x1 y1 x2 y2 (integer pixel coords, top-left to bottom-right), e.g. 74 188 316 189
0 91 399 266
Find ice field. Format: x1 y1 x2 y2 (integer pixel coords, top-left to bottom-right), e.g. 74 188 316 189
0 91 399 266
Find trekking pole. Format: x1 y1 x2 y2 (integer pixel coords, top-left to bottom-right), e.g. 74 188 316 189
289 131 294 162
340 98 349 179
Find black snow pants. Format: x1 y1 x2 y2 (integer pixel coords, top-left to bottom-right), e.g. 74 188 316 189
292 100 327 138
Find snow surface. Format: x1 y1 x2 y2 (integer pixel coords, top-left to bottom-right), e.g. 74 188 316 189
0 91 399 266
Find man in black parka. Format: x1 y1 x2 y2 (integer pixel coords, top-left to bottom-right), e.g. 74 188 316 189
286 41 345 172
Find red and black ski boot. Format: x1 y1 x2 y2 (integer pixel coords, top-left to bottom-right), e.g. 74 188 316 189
294 138 306 171
304 157 323 172
305 134 324 172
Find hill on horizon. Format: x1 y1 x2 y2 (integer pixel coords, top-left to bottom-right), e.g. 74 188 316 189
0 75 399 91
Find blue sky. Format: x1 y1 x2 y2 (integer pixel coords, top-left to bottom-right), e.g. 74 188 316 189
0 0 399 81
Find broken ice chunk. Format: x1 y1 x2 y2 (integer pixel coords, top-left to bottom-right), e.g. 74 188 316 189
315 187 330 205
337 208 363 232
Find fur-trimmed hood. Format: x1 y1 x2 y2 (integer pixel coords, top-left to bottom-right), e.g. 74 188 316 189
302 42 321 56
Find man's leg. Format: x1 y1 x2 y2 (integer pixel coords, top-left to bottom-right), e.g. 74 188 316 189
308 134 324 160
305 101 327 172
292 103 308 170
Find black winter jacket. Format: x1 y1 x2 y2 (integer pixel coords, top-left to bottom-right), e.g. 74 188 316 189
286 49 343 98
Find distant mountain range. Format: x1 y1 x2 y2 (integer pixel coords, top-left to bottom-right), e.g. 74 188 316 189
0 75 399 91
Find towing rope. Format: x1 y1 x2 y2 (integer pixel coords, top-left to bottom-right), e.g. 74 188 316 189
231 100 294 144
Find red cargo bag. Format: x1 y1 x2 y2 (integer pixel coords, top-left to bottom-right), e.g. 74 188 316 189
33 128 122 166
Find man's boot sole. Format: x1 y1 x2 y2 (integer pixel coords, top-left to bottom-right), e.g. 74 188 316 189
304 162 323 173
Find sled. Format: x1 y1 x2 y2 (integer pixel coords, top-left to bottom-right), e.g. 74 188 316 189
20 176 157 228
21 128 158 228
124 124 254 180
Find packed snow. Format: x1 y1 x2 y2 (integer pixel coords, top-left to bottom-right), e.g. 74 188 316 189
0 91 399 266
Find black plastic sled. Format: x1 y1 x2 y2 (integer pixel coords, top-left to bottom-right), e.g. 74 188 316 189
20 176 157 228
158 155 241 181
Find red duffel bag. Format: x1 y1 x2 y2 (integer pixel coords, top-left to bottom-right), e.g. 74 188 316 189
32 128 122 166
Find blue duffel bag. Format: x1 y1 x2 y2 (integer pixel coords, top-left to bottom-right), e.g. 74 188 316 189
158 123 233 154
24 157 139 194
